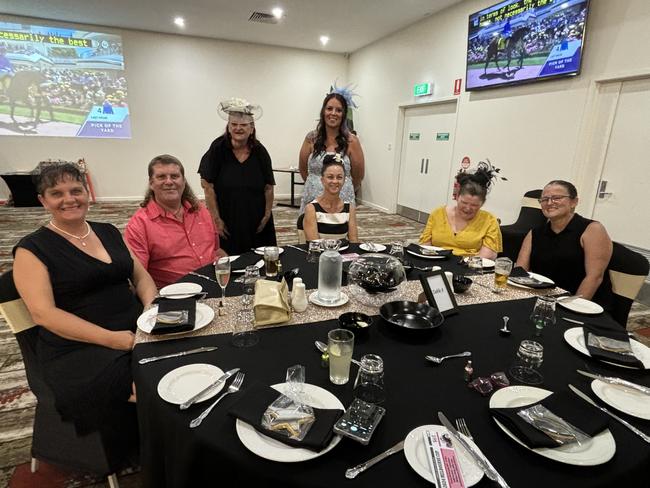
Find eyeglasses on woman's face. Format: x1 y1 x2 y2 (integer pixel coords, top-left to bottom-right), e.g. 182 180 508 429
538 195 571 205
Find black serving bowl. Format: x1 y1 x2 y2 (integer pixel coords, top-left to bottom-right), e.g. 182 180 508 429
379 301 444 333
338 312 373 336
452 275 473 293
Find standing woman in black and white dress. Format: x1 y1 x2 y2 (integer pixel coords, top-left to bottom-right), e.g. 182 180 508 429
303 154 358 242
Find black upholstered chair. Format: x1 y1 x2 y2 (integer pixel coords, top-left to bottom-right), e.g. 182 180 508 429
607 243 649 327
0 270 137 487
500 189 546 260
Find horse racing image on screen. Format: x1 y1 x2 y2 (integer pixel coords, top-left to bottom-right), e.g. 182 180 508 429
0 21 131 138
466 0 590 91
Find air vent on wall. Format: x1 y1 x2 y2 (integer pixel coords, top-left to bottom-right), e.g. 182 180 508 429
248 12 279 24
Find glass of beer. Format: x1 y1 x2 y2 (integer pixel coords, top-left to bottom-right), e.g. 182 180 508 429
264 246 280 278
328 328 355 385
493 257 513 293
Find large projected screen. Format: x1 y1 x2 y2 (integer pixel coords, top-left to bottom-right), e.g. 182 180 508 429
0 21 131 138
466 0 590 91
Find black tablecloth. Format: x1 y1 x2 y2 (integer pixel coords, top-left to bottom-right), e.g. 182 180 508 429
133 282 650 487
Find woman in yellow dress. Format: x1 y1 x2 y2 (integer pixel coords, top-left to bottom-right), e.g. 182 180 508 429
419 166 502 259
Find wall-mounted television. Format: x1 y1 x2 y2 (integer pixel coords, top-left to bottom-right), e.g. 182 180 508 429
466 0 590 91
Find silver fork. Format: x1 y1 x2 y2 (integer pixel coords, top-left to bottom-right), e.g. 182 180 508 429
189 372 244 428
455 418 473 440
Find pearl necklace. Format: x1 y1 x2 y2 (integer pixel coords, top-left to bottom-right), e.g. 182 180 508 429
49 221 91 246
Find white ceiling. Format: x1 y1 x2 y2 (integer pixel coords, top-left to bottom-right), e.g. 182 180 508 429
2 0 464 54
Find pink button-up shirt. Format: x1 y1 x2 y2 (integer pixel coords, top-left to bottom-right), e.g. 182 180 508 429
125 199 219 288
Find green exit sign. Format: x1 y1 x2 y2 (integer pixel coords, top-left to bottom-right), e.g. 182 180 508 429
413 82 432 97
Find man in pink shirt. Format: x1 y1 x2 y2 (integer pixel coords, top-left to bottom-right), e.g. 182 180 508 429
125 154 226 288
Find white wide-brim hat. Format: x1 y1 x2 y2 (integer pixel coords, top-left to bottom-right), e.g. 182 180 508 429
217 97 263 121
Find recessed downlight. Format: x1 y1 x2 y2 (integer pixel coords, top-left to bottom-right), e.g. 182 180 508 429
319 35 329 46
271 7 284 19
173 17 185 28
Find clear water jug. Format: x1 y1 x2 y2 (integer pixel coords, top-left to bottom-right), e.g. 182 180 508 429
317 239 342 303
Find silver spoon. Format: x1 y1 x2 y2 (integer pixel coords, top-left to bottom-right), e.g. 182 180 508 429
425 351 471 364
315 340 361 366
499 316 511 336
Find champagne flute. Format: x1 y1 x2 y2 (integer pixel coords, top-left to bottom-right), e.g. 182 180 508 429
215 257 231 312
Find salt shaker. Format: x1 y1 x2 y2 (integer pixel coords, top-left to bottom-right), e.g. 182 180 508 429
292 283 308 312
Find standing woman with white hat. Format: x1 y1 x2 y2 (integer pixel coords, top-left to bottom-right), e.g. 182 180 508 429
199 98 277 255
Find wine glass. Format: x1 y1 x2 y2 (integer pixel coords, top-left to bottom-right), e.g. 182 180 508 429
215 257 231 312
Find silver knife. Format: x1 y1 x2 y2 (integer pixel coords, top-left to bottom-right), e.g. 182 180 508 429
438 412 511 488
576 370 650 396
561 317 585 325
180 367 240 410
344 440 405 479
138 346 218 364
568 384 650 444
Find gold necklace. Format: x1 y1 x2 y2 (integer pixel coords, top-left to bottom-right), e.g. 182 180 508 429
50 221 91 246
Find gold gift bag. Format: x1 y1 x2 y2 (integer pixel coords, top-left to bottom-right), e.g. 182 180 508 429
253 279 292 327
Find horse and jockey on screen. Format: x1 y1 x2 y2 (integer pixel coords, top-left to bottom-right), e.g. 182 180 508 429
2 68 54 126
484 21 531 76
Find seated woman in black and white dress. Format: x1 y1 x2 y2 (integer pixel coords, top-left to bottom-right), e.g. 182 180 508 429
302 154 359 242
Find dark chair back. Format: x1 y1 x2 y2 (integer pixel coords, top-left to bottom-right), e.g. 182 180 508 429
0 270 136 478
500 190 546 260
608 243 649 327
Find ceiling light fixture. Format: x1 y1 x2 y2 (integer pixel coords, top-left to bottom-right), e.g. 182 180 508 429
320 35 329 46
271 7 284 19
173 17 185 28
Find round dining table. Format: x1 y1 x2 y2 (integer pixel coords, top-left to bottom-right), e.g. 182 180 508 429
132 244 650 487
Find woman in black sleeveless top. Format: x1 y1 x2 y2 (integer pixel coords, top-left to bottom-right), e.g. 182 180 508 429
516 180 614 310
13 164 157 439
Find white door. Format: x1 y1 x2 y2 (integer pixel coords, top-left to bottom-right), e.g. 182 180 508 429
397 101 457 221
591 78 650 249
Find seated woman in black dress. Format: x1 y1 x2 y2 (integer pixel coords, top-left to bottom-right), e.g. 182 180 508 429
302 154 359 242
12 164 157 441
516 180 614 308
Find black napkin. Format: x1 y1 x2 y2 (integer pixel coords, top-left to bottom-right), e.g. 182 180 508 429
406 243 452 258
583 323 644 368
231 253 263 272
228 384 343 452
507 267 555 289
151 298 196 335
491 391 609 449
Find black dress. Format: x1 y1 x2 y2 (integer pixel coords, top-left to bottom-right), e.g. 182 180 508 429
198 136 277 255
14 222 142 436
530 213 614 311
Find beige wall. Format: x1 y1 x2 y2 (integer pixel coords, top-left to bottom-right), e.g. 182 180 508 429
0 15 347 201
349 0 650 223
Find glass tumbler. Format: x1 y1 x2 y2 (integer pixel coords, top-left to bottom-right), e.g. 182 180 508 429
530 296 556 334
264 246 280 277
389 241 404 262
353 354 385 404
307 240 321 263
468 255 483 275
493 257 513 293
509 340 544 385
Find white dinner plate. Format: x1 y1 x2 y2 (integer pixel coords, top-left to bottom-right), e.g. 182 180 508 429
489 386 616 466
507 272 555 290
558 297 604 315
404 425 484 486
359 243 387 252
235 382 344 462
254 247 285 255
157 363 224 405
137 302 215 334
232 259 264 274
159 282 203 299
308 291 349 307
591 379 650 420
406 246 449 260
481 258 495 268
563 327 650 370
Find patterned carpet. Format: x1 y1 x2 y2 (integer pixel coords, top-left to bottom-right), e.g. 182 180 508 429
0 200 648 487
